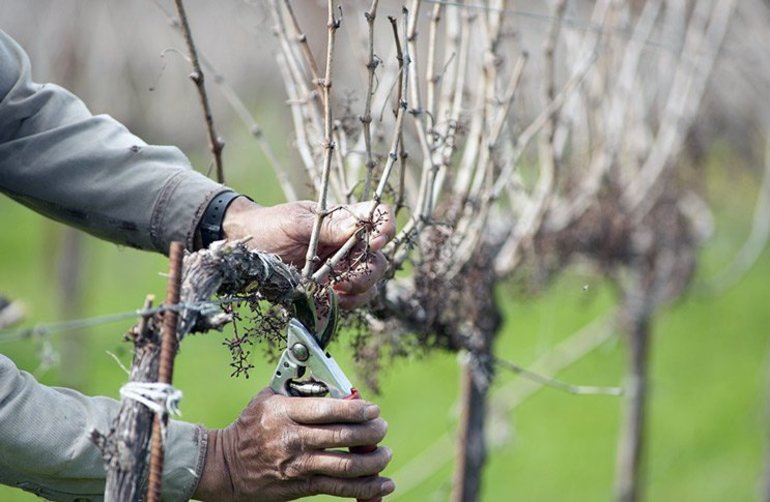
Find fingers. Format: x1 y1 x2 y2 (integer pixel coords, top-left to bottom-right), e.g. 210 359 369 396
298 447 392 478
282 395 381 424
367 204 396 252
308 475 395 500
284 475 395 500
333 251 388 296
318 204 366 249
337 287 377 310
319 202 396 252
299 418 388 450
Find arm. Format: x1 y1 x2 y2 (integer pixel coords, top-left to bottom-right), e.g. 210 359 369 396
0 352 393 502
0 354 203 501
0 30 227 254
0 29 397 501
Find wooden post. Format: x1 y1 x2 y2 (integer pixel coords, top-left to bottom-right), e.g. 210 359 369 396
92 294 161 502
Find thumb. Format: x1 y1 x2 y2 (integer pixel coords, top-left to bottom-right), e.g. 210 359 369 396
318 206 364 248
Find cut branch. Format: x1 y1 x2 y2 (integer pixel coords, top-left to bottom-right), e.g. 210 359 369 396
173 0 225 184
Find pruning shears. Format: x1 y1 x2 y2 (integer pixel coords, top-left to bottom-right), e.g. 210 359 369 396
269 317 356 399
270 291 380 502
269 291 380 499
270 289 354 399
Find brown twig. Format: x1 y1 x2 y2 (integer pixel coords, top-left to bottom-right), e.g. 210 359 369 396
385 7 466 265
151 0 292 198
396 133 408 216
172 0 225 184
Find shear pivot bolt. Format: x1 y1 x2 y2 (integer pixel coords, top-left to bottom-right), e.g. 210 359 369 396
291 343 309 361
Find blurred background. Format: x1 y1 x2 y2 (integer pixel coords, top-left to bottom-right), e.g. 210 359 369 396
1 1 769 500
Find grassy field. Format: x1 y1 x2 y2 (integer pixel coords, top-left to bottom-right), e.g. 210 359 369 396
0 148 768 501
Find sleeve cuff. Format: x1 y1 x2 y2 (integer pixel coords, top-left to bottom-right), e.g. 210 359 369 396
149 169 234 254
161 421 208 502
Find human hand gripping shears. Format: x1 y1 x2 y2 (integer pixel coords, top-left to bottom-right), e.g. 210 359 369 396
269 292 381 501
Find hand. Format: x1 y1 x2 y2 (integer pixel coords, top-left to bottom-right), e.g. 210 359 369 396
193 388 394 502
222 198 396 309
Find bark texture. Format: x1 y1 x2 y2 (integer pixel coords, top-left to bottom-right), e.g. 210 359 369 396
93 241 300 501
91 296 161 502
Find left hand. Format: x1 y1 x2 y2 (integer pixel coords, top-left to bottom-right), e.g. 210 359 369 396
222 198 395 309
193 388 394 502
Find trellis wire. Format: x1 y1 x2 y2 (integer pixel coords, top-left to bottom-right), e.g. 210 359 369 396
0 297 250 344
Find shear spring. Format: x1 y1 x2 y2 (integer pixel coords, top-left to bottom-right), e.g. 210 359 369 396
288 380 329 397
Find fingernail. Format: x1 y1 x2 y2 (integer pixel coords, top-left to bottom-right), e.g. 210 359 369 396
384 447 393 461
365 405 380 420
370 234 387 252
381 480 396 494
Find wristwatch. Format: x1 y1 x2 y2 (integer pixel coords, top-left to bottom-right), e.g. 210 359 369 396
198 190 241 248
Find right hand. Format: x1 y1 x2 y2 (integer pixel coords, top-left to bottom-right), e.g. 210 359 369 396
193 388 394 501
221 199 396 310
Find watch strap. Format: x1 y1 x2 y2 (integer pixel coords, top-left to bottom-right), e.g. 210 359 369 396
199 191 241 248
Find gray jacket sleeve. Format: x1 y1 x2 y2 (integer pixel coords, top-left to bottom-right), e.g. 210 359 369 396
0 354 206 501
0 31 217 500
0 29 229 253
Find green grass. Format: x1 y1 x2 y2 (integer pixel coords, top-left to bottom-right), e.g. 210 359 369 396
0 145 768 501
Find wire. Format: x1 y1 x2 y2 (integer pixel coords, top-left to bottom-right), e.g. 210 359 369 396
492 355 622 396
0 297 250 344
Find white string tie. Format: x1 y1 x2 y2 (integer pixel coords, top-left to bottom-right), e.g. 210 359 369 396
119 382 183 417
